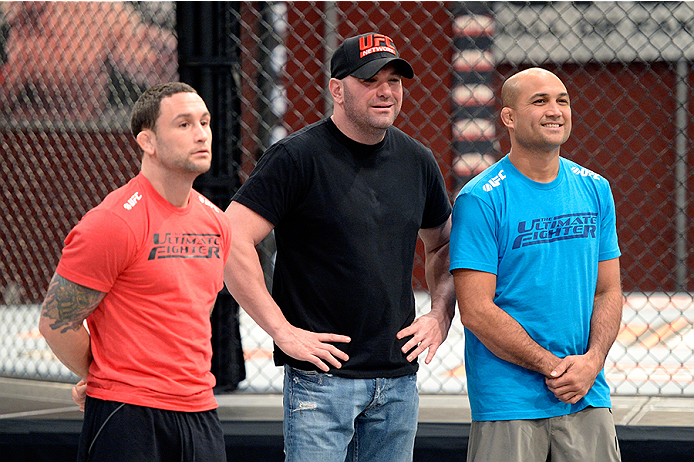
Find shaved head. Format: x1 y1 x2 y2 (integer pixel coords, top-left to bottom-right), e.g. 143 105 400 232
501 68 563 109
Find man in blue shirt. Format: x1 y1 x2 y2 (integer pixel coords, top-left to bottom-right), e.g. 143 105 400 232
450 68 623 461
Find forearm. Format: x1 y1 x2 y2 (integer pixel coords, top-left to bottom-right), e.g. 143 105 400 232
223 243 292 341
586 288 623 366
424 242 456 325
420 220 456 325
39 322 92 379
224 234 351 371
544 288 622 403
38 272 103 380
585 258 623 367
462 300 560 376
454 269 560 376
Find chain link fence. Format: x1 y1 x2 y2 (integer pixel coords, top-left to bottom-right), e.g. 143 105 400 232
1 1 692 395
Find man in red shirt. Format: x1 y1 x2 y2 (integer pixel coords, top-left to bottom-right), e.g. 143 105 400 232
38 82 231 462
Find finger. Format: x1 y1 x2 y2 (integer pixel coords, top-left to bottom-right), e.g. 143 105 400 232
422 343 439 364
549 358 570 378
550 389 572 403
401 336 421 355
315 333 351 344
396 325 416 340
405 338 435 363
405 344 424 362
550 383 585 404
558 392 583 404
309 357 331 372
324 344 349 362
312 346 349 370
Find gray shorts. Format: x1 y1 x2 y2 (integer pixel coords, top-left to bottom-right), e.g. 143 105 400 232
467 407 621 462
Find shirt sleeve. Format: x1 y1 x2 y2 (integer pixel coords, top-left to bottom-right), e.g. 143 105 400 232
421 152 452 229
598 181 621 261
56 209 137 293
449 190 499 275
232 144 304 226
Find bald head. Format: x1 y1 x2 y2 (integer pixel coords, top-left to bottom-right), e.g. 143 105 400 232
499 67 572 162
501 68 565 109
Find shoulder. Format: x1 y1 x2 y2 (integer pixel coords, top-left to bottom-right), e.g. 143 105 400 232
273 119 332 153
560 157 613 194
190 190 232 227
191 190 226 215
561 158 606 181
460 157 510 198
92 175 152 219
251 120 332 173
386 126 431 156
80 177 144 232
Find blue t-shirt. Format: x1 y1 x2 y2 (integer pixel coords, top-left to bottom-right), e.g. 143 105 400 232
450 155 621 421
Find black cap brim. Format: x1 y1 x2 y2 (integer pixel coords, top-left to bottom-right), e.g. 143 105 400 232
350 57 414 79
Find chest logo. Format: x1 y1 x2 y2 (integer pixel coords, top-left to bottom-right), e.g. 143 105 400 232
148 233 221 260
512 213 597 249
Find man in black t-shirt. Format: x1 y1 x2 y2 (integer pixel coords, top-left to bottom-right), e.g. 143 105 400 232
224 32 456 462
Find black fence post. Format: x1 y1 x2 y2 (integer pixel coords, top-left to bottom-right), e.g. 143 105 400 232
176 1 245 391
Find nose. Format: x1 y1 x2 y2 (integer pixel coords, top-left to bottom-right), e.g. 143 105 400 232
376 80 393 98
194 122 210 141
545 100 563 117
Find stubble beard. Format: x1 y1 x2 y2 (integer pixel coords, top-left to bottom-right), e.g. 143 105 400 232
343 88 399 138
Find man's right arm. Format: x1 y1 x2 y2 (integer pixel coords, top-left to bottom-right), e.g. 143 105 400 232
452 268 561 377
223 201 350 371
38 272 105 379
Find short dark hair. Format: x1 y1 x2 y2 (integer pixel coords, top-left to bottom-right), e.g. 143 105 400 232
130 82 198 137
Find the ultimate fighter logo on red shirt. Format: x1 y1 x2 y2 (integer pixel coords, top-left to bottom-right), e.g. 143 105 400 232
148 233 221 260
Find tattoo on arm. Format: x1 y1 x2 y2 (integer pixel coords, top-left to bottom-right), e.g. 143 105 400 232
40 274 106 334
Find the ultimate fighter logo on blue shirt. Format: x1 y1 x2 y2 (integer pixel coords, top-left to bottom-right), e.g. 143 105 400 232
512 213 598 249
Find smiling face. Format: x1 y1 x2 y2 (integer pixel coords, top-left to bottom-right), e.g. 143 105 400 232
501 68 572 155
330 63 404 144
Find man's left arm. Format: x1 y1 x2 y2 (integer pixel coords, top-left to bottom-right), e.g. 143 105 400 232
397 217 457 364
545 257 623 403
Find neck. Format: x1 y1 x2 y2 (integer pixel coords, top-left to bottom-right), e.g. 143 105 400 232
330 113 386 145
508 147 561 183
140 163 195 208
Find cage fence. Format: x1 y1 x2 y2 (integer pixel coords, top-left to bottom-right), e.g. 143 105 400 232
0 1 692 395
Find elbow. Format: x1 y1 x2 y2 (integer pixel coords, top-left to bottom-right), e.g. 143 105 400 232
38 316 56 347
457 302 484 332
38 314 63 348
38 314 51 339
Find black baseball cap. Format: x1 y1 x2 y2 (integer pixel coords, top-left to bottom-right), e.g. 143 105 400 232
330 32 414 80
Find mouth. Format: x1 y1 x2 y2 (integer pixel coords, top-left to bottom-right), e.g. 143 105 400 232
542 122 563 129
371 104 395 114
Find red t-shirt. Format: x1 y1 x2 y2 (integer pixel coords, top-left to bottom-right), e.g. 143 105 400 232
57 174 232 412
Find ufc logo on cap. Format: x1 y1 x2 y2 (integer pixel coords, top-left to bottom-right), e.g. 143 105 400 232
359 33 397 58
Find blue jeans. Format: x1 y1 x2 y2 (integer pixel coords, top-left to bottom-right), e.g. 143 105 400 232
283 365 419 462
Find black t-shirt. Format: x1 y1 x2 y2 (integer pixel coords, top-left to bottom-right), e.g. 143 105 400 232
233 118 451 379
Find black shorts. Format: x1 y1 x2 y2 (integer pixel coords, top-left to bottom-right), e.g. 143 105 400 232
77 396 227 462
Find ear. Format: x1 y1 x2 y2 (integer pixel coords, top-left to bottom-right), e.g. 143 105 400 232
136 130 156 157
500 107 514 129
329 78 343 105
